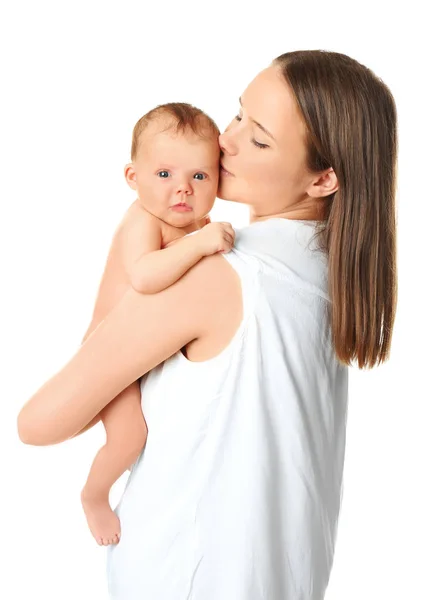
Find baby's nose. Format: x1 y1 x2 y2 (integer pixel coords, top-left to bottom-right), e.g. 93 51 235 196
177 180 193 195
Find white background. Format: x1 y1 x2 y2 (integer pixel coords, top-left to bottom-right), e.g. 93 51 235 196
1 1 422 598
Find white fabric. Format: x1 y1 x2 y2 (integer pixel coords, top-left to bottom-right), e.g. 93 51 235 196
106 218 349 600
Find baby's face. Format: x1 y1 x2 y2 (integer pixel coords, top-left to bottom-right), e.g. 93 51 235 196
127 122 220 228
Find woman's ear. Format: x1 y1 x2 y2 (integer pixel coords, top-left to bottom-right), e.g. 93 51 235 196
124 163 137 191
307 168 339 198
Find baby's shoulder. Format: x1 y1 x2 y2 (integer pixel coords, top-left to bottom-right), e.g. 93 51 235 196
120 200 163 235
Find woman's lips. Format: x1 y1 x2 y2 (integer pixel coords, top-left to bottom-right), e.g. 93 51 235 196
220 163 234 176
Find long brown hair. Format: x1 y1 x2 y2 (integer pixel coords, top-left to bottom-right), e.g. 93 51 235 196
273 50 398 369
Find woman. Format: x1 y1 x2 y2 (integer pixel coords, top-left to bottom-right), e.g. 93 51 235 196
17 50 398 599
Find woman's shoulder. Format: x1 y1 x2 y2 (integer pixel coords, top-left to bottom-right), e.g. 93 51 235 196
230 218 329 301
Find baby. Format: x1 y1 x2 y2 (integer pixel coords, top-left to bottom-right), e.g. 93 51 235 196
79 102 235 546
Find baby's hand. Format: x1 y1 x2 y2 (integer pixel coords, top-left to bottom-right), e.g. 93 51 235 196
196 222 235 256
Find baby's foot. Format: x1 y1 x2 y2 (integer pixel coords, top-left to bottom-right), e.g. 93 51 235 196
81 487 121 546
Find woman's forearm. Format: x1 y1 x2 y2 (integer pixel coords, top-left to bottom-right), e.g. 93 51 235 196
68 321 108 439
16 252 234 447
130 234 205 294
81 311 108 344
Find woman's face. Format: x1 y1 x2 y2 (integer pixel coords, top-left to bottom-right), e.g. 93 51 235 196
218 65 319 220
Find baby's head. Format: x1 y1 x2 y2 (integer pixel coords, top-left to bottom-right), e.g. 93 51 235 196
125 103 221 228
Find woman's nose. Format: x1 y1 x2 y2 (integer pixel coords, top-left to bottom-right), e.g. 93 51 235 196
219 130 237 156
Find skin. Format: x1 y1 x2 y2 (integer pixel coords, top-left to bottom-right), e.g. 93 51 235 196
217 64 338 221
78 126 234 546
16 65 339 449
124 120 221 233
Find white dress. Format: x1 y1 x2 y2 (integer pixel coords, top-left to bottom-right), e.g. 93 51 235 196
106 218 349 600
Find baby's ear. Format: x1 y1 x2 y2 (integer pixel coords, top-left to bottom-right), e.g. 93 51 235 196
124 163 137 190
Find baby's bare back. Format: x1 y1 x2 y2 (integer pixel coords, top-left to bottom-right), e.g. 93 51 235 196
88 201 186 321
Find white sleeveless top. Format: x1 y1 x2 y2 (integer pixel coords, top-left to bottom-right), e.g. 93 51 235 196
106 218 349 600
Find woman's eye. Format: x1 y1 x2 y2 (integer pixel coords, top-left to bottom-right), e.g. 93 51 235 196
252 139 268 149
158 170 170 178
194 173 207 180
234 114 267 148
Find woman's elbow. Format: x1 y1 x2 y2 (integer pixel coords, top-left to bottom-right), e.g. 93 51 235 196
17 410 41 445
17 409 57 446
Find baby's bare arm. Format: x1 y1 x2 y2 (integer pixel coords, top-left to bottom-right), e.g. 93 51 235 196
130 234 206 294
130 221 236 294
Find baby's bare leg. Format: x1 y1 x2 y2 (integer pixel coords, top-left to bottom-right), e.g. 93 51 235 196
81 380 147 546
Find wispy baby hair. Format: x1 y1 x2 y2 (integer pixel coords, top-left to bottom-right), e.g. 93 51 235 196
130 102 220 161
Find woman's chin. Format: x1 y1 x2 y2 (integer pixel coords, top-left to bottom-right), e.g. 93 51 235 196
217 179 236 202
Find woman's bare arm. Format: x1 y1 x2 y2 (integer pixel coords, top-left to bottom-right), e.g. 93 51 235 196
17 253 241 446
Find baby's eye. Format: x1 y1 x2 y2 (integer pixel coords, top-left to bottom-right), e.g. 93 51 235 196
158 170 170 178
194 173 207 181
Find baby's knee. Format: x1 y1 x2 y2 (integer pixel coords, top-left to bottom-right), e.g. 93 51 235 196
128 424 147 454
107 421 147 457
